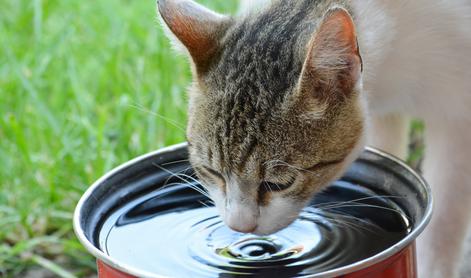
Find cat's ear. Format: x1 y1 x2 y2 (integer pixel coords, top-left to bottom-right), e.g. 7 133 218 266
158 0 231 74
298 7 362 103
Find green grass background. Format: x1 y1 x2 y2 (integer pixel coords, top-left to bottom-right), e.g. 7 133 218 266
0 0 424 277
0 0 237 276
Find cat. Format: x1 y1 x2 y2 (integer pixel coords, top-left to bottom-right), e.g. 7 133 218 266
157 0 471 277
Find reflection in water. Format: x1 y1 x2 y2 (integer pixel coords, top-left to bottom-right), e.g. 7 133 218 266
98 181 410 277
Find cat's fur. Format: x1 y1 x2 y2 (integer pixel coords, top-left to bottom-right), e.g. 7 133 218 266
158 0 471 277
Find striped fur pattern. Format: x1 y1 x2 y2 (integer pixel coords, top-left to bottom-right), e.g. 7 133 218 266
159 0 366 235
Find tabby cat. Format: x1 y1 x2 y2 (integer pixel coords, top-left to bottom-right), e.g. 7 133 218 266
158 0 471 277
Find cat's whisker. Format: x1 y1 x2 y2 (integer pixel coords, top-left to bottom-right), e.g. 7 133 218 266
316 203 410 220
145 182 182 196
311 200 393 212
165 178 208 197
316 207 376 227
262 181 274 193
175 173 205 187
305 207 379 234
161 159 191 166
156 181 210 199
154 163 195 188
305 207 387 235
313 195 406 210
147 163 195 195
177 180 211 198
198 200 214 208
325 216 379 234
128 103 186 133
175 176 212 199
153 163 212 199
317 200 379 210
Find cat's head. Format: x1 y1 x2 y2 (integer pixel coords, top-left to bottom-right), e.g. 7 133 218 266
158 0 366 235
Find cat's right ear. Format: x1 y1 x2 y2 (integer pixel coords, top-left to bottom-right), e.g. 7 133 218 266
297 7 362 104
158 0 231 74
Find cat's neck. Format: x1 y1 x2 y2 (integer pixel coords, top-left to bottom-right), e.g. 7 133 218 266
350 0 396 114
351 0 394 85
354 0 471 117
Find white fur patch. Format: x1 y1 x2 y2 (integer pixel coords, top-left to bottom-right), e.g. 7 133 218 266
255 197 307 235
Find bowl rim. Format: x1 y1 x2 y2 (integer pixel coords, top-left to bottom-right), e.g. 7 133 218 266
73 143 433 278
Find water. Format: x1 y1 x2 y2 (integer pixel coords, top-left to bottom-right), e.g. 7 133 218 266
98 181 411 277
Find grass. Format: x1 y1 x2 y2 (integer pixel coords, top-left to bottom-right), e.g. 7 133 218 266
0 0 237 276
0 1 424 277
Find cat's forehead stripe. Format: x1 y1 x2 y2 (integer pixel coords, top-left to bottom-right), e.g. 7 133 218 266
235 135 258 172
211 1 313 98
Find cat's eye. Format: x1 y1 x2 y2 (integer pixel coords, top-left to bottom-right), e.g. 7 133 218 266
260 176 296 193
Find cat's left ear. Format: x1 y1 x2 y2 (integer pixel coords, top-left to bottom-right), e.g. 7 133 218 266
298 7 362 103
158 0 232 74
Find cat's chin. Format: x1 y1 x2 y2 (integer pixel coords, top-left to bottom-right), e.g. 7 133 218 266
245 197 307 235
251 212 300 236
222 208 299 236
222 216 296 235
250 220 295 236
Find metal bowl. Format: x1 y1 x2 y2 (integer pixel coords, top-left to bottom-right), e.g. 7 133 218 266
74 143 432 278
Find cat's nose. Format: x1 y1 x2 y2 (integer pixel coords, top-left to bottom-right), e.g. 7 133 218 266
225 205 258 233
227 222 257 233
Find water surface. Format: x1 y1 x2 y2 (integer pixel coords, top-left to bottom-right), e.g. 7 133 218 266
98 181 410 277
